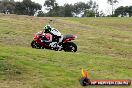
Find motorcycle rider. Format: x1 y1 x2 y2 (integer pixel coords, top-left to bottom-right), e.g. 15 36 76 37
41 24 63 50
41 25 52 43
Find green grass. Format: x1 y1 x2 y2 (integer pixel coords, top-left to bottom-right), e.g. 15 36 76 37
0 15 132 88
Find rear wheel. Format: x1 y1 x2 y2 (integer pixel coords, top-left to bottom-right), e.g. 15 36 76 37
63 42 77 52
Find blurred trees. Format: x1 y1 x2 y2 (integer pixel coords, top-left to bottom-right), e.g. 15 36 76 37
114 6 132 17
107 0 119 15
1 0 132 17
44 0 60 16
0 0 42 15
43 0 98 17
0 0 101 17
15 0 41 15
44 0 58 11
61 4 73 17
0 0 15 14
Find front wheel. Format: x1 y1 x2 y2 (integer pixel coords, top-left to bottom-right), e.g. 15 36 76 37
31 40 36 48
63 42 77 52
31 40 41 49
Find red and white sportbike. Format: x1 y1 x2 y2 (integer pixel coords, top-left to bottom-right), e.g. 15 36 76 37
31 29 77 52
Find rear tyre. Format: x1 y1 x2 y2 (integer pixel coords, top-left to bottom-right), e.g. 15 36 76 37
63 42 77 52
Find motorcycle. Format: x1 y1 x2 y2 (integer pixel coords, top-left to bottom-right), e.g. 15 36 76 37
31 29 77 52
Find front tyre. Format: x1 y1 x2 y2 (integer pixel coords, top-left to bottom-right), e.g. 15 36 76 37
31 40 41 49
31 40 36 48
63 42 77 52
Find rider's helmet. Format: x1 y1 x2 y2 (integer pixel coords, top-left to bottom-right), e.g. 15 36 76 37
43 25 52 33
